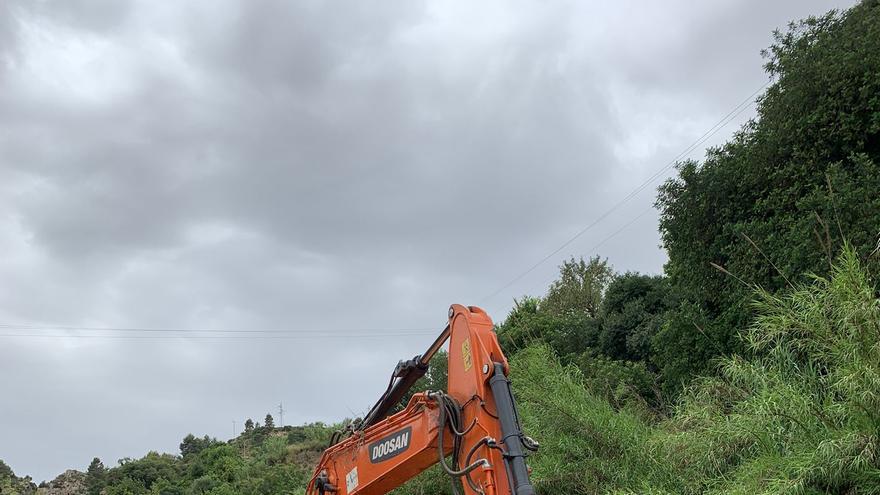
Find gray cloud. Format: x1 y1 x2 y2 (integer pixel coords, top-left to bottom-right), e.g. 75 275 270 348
0 0 855 482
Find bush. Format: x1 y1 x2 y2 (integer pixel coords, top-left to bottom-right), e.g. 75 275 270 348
575 353 663 414
660 247 880 493
511 346 663 494
498 306 599 360
508 248 880 494
656 0 880 389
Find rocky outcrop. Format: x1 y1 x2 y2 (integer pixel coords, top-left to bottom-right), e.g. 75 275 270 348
36 471 85 495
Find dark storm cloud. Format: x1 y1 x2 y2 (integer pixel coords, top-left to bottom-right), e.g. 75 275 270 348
0 0 856 482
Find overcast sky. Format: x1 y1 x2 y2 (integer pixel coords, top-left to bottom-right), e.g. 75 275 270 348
0 0 856 483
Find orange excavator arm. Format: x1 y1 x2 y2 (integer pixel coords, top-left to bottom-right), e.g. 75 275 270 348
306 305 537 495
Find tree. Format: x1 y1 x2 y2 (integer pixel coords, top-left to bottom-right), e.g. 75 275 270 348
0 460 13 480
86 457 106 495
596 274 673 363
497 258 612 362
542 256 614 317
106 452 180 493
244 419 254 432
499 309 599 360
264 414 275 429
500 296 541 335
0 459 37 495
179 434 218 458
655 1 880 391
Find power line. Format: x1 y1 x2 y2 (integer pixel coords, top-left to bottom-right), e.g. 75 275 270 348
488 205 654 316
479 80 770 305
0 332 437 340
517 205 655 309
0 84 772 343
0 324 436 334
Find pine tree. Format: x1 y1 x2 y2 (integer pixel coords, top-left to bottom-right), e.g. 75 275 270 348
244 418 254 431
264 413 275 429
179 434 216 457
85 457 106 495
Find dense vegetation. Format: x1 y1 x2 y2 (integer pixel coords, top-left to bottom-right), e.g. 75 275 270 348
655 0 880 393
0 461 38 495
404 1 880 492
513 249 880 494
95 422 329 495
2 1 878 494
1 421 335 495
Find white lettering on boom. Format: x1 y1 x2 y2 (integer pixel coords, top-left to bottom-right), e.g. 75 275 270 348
369 429 411 462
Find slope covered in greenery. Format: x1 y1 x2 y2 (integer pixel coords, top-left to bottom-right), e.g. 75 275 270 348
26 423 333 495
0 461 38 494
399 249 880 494
514 250 880 493
655 0 880 392
401 1 880 493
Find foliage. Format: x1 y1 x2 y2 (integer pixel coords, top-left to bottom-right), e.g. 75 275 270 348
574 353 662 414
179 435 221 458
597 273 673 363
0 461 14 480
0 460 36 495
107 452 182 492
498 306 598 360
656 0 880 389
85 457 106 495
497 265 668 409
682 247 880 493
80 422 334 495
542 256 614 318
512 248 880 494
512 346 662 494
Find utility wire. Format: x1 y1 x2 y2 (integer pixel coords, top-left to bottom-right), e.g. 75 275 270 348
480 80 770 305
0 323 439 341
488 205 654 317
0 324 436 334
0 332 436 340
1 83 771 342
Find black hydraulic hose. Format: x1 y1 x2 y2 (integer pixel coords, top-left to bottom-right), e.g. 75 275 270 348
430 392 489 495
449 416 477 437
463 437 494 494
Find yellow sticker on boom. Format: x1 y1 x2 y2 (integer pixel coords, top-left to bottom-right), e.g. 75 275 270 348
461 339 473 372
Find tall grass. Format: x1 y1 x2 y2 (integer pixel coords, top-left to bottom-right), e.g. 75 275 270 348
512 248 880 494
512 345 664 494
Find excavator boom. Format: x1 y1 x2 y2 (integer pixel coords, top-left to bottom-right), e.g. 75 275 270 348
307 305 536 495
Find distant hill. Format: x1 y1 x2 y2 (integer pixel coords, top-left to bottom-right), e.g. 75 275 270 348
0 422 334 495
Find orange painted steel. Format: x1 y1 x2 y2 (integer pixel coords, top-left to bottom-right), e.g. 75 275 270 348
306 305 525 495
